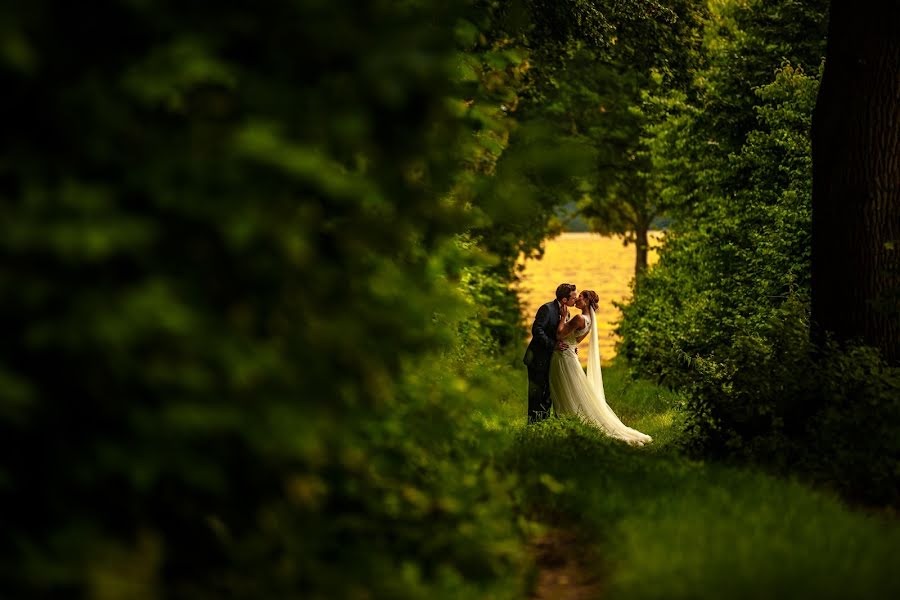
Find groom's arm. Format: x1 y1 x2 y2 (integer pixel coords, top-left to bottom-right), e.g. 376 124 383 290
531 304 554 352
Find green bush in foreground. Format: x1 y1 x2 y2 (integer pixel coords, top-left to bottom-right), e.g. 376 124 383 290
0 1 530 597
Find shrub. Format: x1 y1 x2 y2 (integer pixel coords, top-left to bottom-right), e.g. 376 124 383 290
619 65 819 450
0 2 530 597
619 63 900 505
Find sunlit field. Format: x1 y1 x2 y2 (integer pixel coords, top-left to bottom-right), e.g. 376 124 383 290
516 232 663 363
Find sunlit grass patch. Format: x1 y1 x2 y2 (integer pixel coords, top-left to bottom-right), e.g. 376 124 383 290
605 466 900 599
508 374 900 600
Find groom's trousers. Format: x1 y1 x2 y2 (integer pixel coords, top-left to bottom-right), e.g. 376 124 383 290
526 365 552 423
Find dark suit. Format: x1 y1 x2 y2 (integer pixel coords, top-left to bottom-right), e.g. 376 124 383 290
522 300 561 423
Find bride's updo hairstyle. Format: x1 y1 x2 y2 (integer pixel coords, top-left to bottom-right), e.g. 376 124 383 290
582 290 599 311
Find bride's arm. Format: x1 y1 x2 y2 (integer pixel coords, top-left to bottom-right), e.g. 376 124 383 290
557 313 584 338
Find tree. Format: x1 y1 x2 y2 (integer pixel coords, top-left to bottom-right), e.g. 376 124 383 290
616 0 830 451
643 0 829 225
575 64 674 277
457 0 675 337
617 0 900 505
520 0 706 277
811 0 900 364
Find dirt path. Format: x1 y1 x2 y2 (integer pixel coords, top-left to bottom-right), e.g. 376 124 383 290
528 528 605 599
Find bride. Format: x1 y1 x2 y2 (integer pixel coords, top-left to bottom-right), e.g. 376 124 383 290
550 290 653 446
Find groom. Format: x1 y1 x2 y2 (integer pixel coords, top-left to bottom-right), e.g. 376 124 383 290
523 283 577 423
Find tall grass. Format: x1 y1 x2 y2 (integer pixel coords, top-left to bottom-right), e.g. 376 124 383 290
492 358 900 598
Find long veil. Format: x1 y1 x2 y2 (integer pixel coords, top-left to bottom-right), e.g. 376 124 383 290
586 306 606 403
584 305 652 445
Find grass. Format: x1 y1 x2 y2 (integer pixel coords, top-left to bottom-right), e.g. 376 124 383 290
489 357 900 599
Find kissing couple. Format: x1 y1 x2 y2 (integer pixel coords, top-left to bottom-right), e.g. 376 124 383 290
522 283 652 446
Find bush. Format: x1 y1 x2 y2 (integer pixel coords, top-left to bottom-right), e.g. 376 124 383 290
619 65 819 449
799 344 900 505
0 2 531 597
619 63 900 505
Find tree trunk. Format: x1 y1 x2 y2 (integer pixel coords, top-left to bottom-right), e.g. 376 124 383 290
634 218 650 279
811 0 900 364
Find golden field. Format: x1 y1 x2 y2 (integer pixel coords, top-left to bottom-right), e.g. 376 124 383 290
516 232 663 364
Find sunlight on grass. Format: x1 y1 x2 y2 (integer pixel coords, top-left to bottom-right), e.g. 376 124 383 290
606 467 900 599
634 409 675 430
496 357 900 599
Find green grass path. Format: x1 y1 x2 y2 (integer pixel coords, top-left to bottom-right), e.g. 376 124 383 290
487 361 900 599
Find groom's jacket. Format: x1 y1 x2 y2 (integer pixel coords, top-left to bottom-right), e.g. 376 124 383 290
522 300 561 369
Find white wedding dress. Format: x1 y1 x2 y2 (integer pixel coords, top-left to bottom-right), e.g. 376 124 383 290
549 308 653 446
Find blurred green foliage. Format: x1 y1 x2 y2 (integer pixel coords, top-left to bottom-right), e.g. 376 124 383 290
0 1 544 597
1 0 678 596
4 0 893 597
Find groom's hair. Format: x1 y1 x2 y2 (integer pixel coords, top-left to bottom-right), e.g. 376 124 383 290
555 283 576 301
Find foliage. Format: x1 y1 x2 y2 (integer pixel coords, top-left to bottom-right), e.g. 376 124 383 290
519 0 709 275
4 0 893 598
454 0 669 345
488 0 678 97
641 0 830 221
0 1 543 597
0 0 689 595
618 0 900 505
799 343 900 504
619 0 828 444
620 65 820 430
453 2 596 348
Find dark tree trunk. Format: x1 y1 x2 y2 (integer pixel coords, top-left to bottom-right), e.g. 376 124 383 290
811 0 900 364
634 217 650 278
